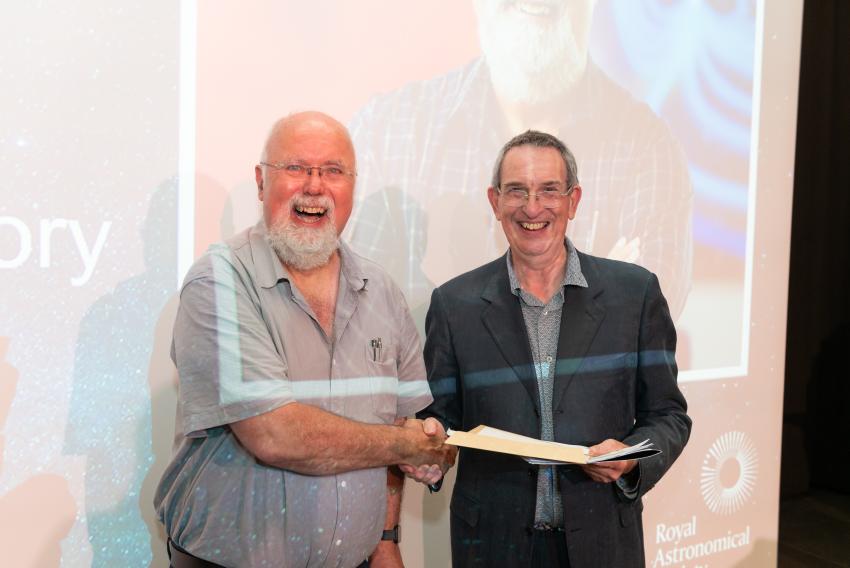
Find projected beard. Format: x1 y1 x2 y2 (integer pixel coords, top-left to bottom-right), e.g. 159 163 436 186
267 196 339 271
475 0 590 105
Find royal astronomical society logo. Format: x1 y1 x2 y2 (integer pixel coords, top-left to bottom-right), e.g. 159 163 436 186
700 431 758 515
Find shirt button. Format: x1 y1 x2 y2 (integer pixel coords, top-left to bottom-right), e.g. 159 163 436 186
546 356 553 363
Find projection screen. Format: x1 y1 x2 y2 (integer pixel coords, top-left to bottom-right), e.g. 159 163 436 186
0 1 802 566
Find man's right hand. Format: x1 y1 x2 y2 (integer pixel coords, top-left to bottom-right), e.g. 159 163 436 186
398 418 456 484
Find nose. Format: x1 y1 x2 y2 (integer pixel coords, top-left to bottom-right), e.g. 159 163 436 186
303 167 324 194
522 192 545 216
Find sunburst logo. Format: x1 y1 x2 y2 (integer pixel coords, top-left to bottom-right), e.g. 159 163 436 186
700 431 758 515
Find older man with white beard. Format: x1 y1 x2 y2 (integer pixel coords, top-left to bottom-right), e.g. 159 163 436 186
347 0 693 325
154 112 455 568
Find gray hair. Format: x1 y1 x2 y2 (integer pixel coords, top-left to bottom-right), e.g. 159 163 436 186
490 130 579 189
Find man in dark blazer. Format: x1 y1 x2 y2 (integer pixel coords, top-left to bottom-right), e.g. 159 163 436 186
418 130 691 567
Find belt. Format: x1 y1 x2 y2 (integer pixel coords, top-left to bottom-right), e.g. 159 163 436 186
167 539 370 568
532 522 565 532
168 539 227 568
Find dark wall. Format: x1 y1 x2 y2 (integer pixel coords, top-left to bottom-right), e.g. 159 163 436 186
783 0 850 496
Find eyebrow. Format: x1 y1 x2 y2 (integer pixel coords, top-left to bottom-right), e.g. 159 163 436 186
277 157 347 167
503 180 564 188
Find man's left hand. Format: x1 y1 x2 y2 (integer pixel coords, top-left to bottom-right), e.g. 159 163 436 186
369 541 404 568
580 439 636 483
398 462 443 485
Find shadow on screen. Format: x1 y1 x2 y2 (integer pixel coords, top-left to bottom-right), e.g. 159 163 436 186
349 187 434 337
0 336 76 567
63 178 178 567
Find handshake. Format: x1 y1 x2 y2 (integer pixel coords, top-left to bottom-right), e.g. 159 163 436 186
395 417 457 485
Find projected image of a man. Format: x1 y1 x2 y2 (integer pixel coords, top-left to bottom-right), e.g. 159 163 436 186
475 0 595 111
348 0 693 329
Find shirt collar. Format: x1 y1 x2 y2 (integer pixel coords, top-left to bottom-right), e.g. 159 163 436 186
506 238 588 297
337 240 369 292
250 219 369 291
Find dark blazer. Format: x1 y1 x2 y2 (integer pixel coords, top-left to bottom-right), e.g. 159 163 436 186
419 251 691 568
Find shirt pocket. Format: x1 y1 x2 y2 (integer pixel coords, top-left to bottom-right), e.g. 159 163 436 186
364 341 398 424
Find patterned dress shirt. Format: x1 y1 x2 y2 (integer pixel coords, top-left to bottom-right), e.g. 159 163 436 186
506 239 587 527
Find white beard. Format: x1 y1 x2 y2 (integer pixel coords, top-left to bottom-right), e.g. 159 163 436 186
476 0 588 105
267 198 339 271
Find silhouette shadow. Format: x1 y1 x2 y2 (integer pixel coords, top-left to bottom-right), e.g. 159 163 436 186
64 179 177 567
0 336 76 567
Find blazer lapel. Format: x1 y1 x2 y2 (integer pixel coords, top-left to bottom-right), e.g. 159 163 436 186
480 258 540 416
553 255 606 412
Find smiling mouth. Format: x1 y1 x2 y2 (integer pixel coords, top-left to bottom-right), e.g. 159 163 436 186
520 221 548 231
509 0 557 18
294 204 328 222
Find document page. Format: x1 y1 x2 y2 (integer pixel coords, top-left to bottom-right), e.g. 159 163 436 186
446 425 660 465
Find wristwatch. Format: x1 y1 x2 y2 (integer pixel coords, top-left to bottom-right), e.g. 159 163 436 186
381 525 400 543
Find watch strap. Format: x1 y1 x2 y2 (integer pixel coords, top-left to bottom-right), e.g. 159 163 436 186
381 525 400 543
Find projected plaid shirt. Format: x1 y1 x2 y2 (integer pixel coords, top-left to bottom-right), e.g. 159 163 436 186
346 58 692 319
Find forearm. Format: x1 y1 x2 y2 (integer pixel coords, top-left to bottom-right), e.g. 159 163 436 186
626 409 691 491
383 465 404 528
369 466 405 564
642 221 691 321
231 402 419 475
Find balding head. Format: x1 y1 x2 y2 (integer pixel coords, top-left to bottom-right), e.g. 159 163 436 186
260 111 356 169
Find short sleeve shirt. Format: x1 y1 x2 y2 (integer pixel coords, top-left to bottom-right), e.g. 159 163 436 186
154 221 433 568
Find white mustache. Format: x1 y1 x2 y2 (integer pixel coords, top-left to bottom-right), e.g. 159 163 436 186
291 196 333 211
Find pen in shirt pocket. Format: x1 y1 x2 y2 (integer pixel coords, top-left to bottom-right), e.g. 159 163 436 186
370 338 382 361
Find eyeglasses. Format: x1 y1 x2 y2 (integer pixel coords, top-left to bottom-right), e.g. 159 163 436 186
497 184 574 208
259 161 356 185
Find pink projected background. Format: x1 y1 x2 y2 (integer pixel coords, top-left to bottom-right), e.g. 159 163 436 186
0 1 802 566
190 2 799 566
